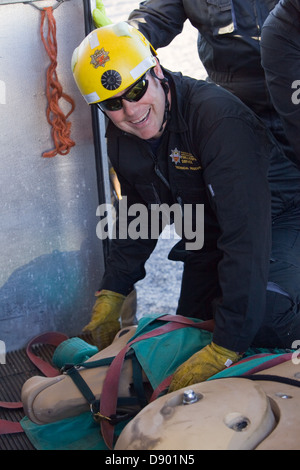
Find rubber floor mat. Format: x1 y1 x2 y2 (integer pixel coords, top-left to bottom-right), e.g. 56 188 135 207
0 344 56 450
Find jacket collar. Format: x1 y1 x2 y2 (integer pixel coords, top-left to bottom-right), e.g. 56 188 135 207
163 68 189 134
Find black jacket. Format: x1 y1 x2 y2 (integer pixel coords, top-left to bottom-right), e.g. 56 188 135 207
261 0 300 165
100 70 300 352
128 0 279 114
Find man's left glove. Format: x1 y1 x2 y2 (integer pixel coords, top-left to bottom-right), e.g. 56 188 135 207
83 289 125 350
92 0 112 28
168 342 242 392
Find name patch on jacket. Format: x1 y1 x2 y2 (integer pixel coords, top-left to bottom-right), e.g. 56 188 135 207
170 148 201 171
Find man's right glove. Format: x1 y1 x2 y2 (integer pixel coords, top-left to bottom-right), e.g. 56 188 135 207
92 0 113 28
83 289 125 350
168 342 242 392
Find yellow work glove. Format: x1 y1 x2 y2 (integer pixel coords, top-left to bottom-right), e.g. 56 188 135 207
168 342 242 392
92 0 113 28
83 289 125 350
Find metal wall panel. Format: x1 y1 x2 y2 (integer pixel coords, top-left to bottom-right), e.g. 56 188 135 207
0 0 105 351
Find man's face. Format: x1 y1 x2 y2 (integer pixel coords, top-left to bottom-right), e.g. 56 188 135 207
105 63 169 140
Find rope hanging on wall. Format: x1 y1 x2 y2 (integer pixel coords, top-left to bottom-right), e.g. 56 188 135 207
40 6 75 157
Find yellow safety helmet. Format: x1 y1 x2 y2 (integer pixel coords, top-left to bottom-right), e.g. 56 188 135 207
71 22 157 104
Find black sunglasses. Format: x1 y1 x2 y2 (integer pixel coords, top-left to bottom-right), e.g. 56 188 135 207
97 74 149 112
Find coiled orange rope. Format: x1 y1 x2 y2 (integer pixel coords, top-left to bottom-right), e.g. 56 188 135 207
40 6 75 157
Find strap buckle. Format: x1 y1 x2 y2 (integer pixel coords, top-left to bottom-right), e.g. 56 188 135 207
60 363 81 374
90 402 110 423
92 409 112 424
90 403 137 425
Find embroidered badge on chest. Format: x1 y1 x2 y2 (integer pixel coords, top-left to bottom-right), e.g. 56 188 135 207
170 147 182 164
170 148 202 171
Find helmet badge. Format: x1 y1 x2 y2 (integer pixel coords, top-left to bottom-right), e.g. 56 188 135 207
90 48 110 68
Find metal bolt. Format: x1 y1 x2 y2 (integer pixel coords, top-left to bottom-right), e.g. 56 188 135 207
182 389 202 404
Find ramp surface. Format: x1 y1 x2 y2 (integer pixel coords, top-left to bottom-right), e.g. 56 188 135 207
0 344 56 450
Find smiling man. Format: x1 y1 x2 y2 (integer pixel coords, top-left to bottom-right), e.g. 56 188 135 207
99 67 170 141
72 23 300 389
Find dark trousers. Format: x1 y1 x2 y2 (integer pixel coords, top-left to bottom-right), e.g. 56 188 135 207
173 206 300 350
253 206 300 348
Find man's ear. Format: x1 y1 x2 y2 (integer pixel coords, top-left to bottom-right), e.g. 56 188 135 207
153 57 164 79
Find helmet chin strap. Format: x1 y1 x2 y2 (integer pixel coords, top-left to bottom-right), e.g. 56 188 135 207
150 67 170 133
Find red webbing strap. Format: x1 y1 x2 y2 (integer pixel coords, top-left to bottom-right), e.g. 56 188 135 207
26 331 69 377
241 352 294 376
0 400 24 433
100 315 214 449
0 331 68 435
0 401 23 409
149 374 174 403
0 420 24 435
158 314 215 332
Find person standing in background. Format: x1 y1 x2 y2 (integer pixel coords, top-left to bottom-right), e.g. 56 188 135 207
261 0 300 166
